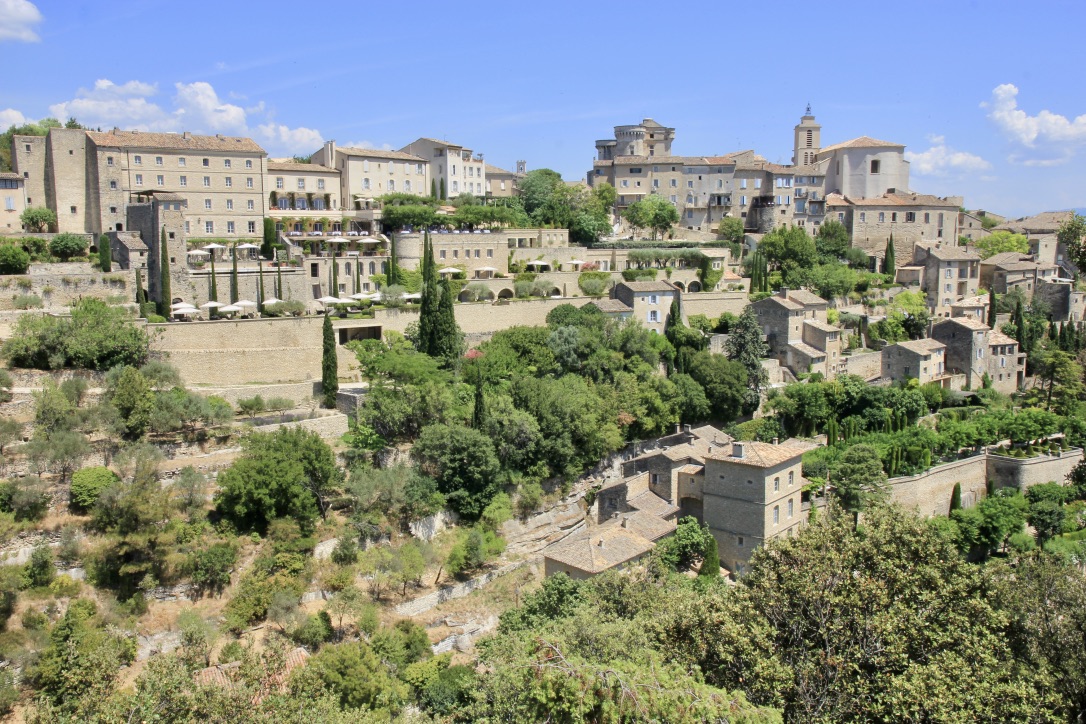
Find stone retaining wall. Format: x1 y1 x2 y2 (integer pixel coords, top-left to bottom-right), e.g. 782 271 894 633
252 412 348 440
0 266 135 312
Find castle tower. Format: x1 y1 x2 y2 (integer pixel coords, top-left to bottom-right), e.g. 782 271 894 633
792 105 821 166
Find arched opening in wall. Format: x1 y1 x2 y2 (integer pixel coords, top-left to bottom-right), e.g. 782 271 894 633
458 289 474 303
549 287 562 298
497 288 514 299
368 261 376 276
679 497 703 524
687 280 702 292
344 262 351 277
673 281 686 292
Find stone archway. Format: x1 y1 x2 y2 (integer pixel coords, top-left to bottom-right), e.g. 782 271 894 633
497 288 514 299
687 280 702 293
673 281 686 292
549 287 562 298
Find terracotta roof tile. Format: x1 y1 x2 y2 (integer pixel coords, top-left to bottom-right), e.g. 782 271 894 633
617 281 677 293
820 136 904 153
894 339 946 355
712 441 805 468
936 316 990 332
591 299 633 314
88 129 266 154
338 146 426 162
267 161 338 174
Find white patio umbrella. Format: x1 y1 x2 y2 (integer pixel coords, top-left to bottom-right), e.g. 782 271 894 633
316 296 341 304
217 305 242 313
235 299 257 307
173 307 199 316
403 292 422 300
475 266 498 271
326 238 349 243
350 293 372 300
368 292 384 303
525 260 549 267
199 300 225 309
235 243 260 249
262 297 282 305
566 259 585 266
187 249 210 256
438 266 461 274
202 243 226 250
170 301 194 309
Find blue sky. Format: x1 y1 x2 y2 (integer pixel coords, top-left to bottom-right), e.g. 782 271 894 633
3 0 1085 217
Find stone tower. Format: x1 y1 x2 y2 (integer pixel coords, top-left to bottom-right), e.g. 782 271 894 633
792 106 821 167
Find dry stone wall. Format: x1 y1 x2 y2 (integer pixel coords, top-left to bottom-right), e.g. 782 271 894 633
0 265 134 312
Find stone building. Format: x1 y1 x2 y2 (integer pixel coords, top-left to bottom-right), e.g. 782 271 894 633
612 280 679 334
751 287 844 379
484 162 524 199
931 317 1024 393
0 172 26 232
310 141 428 208
950 294 988 322
400 138 485 200
912 242 981 315
107 230 148 270
881 338 950 386
703 441 809 575
828 191 963 262
959 211 992 242
817 136 910 200
11 127 268 240
266 160 342 227
979 251 1061 300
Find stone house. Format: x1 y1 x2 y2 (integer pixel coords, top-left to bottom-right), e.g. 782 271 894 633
912 242 980 316
484 162 523 199
543 512 676 580
931 317 1025 393
703 440 809 575
266 161 342 228
310 141 428 209
959 211 992 242
828 191 963 263
1036 279 1086 323
108 230 148 270
612 280 679 334
0 172 27 232
752 288 844 379
950 295 988 322
882 338 950 386
980 251 1061 300
399 138 485 200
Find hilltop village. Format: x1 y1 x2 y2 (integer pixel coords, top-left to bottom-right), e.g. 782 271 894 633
0 110 1085 720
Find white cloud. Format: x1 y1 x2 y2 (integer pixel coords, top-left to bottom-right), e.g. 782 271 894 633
0 0 43 43
46 77 322 154
257 123 323 155
343 140 393 151
0 108 27 127
985 83 1086 165
905 135 991 177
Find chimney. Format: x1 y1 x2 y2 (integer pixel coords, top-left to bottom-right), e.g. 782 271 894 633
708 445 713 456
183 131 192 140
596 538 605 548
779 287 789 299
621 516 630 529
732 442 745 459
684 424 692 433
772 437 779 445
674 423 681 434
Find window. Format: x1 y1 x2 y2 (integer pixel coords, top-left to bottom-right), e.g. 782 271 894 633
388 180 395 192
155 156 163 166
405 180 411 192
878 212 885 223
621 180 628 187
773 477 780 492
248 221 256 233
224 159 231 168
245 159 252 169
1001 357 1006 368
891 212 897 222
226 200 233 210
924 212 930 224
648 310 659 323
108 206 116 214
276 177 284 189
317 179 325 190
363 178 370 190
773 506 779 524
440 250 446 259
487 249 493 258
754 179 762 189
945 268 952 278
738 536 744 547
227 221 235 234
156 175 164 185
202 158 209 167
870 159 880 174
740 179 747 189
859 212 865 222
107 156 113 166
246 177 254 188
205 221 214 233
687 180 693 188
178 157 186 167
179 176 187 186
649 294 658 304
977 348 984 359
670 195 677 203
905 211 916 222
789 471 794 486
741 196 748 206
297 179 305 190
109 180 117 190
838 212 844 221
225 177 232 187
788 499 794 518
135 174 143 185
204 198 213 210
133 155 142 165
203 176 210 187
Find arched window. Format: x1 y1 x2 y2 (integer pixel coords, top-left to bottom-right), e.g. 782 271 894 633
368 261 376 275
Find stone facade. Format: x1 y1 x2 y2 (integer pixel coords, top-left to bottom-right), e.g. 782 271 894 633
400 138 485 199
930 317 1025 393
0 172 27 232
912 242 981 315
0 264 133 311
881 339 949 386
752 288 844 379
829 192 962 262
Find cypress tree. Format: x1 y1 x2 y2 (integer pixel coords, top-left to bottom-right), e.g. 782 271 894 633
353 256 360 295
472 383 486 429
884 234 896 277
262 217 276 259
950 482 962 512
439 178 446 201
698 533 719 578
158 226 171 316
987 287 996 328
431 178 438 199
321 312 338 408
432 277 461 364
387 232 400 286
135 267 146 305
332 257 339 296
209 254 218 302
230 244 239 303
98 234 111 272
1048 321 1057 342
277 261 284 300
258 260 266 314
418 232 438 355
826 418 838 446
1013 298 1027 351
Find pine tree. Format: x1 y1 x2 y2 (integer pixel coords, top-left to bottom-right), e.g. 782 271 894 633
987 287 996 329
258 260 266 314
698 533 719 578
387 232 401 286
98 234 111 272
135 267 146 305
439 178 446 201
884 234 896 277
158 226 171 316
321 312 338 408
230 244 239 304
950 482 962 511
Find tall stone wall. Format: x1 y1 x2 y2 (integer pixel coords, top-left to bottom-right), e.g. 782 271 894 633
988 449 1083 491
680 292 748 319
843 350 883 380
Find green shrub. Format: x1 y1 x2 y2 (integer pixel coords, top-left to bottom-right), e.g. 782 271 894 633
0 245 30 274
13 294 41 309
49 233 88 261
70 466 119 512
185 542 237 597
577 271 612 296
262 300 306 317
621 268 658 282
292 610 334 649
